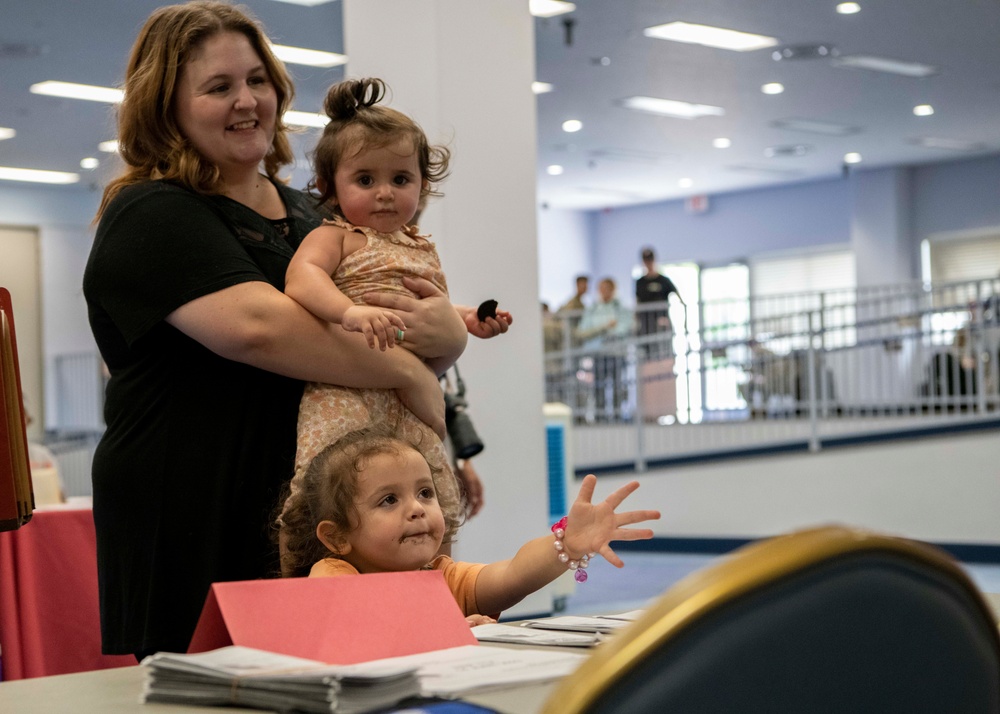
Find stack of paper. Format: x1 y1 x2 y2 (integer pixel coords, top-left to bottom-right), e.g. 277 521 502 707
141 646 420 714
520 613 642 634
141 644 587 711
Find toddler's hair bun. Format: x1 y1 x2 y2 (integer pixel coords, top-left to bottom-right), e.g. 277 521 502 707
323 77 387 121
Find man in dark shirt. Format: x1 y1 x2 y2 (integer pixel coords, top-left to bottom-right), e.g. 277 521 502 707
635 247 684 357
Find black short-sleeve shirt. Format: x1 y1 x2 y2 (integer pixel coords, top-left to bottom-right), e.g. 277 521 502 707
83 180 322 655
636 273 679 335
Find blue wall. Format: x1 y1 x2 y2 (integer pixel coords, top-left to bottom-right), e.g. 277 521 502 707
537 153 1000 307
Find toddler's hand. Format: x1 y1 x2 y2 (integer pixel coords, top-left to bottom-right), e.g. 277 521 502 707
342 305 406 350
563 474 660 568
465 614 497 627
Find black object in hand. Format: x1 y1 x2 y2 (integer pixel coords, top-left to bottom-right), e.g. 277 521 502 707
477 299 499 322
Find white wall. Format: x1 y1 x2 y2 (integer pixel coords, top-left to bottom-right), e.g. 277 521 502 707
536 206 593 309
595 429 1000 546
0 183 99 431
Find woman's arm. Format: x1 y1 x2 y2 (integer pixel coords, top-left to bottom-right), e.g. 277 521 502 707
166 280 446 435
473 475 660 615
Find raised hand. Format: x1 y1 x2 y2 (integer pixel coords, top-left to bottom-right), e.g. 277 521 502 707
342 305 407 350
563 474 660 568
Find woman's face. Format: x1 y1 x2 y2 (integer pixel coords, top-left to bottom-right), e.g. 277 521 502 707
174 31 277 182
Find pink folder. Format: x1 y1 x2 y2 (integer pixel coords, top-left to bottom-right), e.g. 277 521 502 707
188 570 477 664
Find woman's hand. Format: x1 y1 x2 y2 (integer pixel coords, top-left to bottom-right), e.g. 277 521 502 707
563 475 660 568
455 458 485 518
459 305 513 340
395 364 447 440
363 277 467 361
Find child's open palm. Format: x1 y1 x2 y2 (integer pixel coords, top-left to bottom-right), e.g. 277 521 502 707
563 475 660 568
342 305 407 350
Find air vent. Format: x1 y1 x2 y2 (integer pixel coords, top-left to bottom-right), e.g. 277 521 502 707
772 44 838 61
587 148 676 165
764 144 812 158
0 42 45 59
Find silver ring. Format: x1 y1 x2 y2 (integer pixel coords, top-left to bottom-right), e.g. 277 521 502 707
396 328 405 342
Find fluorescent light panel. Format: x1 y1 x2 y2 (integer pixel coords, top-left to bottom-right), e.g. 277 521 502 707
284 110 327 128
0 127 15 141
909 136 986 152
0 166 80 184
644 22 778 52
832 54 936 77
532 81 554 94
531 0 576 18
267 0 337 6
30 81 123 103
99 140 119 153
621 95 724 119
270 44 346 68
771 118 860 136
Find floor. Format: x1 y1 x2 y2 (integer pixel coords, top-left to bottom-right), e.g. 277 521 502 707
559 551 1000 616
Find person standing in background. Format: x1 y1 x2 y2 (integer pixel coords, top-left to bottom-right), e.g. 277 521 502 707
577 278 634 421
558 274 590 314
635 247 684 358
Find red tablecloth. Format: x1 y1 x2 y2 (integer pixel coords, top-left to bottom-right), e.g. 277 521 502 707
0 504 134 679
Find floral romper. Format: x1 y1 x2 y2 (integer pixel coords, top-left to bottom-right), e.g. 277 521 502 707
279 216 461 526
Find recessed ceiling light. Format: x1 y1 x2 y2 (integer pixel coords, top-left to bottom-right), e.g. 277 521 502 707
267 0 337 6
80 157 100 170
30 80 123 103
771 118 860 136
843 152 863 164
0 127 15 141
284 110 328 128
713 137 732 149
270 44 346 68
620 96 725 119
562 119 583 133
98 140 119 153
761 82 785 95
530 0 576 18
678 178 694 188
0 166 80 184
547 165 565 175
836 2 861 14
643 22 778 52
832 55 936 78
913 104 935 117
532 82 554 94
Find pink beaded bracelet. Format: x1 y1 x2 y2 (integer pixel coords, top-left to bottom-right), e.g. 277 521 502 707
551 516 592 583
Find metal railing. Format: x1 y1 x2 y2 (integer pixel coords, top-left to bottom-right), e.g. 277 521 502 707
544 277 1000 473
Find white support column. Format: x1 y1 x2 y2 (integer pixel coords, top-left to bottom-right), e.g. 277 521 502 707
343 1 550 614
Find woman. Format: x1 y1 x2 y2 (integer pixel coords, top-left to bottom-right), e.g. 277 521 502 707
83 2 496 659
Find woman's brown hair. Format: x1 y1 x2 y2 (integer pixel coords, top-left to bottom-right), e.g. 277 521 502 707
96 1 295 219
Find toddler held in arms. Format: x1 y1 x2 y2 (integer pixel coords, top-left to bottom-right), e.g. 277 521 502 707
276 77 510 566
279 426 661 624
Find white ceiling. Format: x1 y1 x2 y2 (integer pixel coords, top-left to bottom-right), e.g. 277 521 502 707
3 1 1000 212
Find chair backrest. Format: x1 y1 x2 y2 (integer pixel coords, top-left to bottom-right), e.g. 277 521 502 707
542 525 1000 714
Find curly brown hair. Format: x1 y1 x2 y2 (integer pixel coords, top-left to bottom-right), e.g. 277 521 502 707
278 424 463 578
97 1 295 219
308 77 450 209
